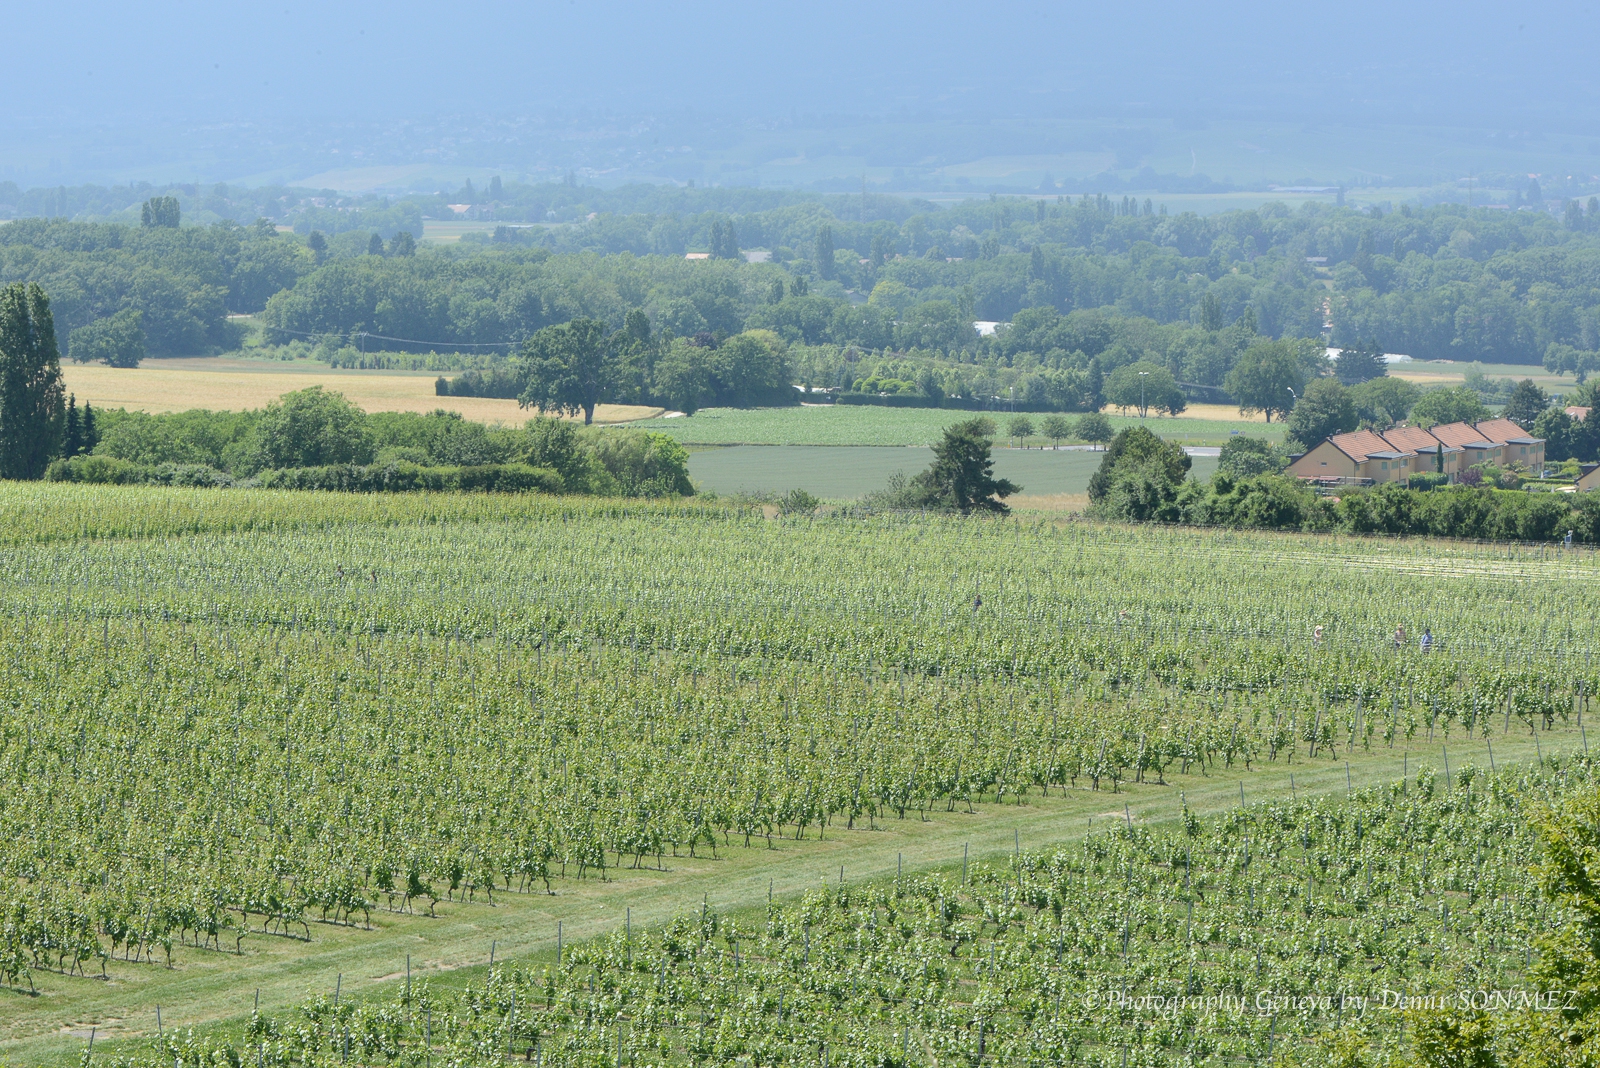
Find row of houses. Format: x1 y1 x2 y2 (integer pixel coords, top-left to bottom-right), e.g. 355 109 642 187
1287 418 1600 490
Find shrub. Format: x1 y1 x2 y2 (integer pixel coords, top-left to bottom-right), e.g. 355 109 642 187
254 461 562 494
242 387 374 473
1217 436 1284 478
780 488 820 515
1408 472 1450 491
1087 426 1190 503
580 429 694 497
1181 472 1319 531
46 455 237 487
45 454 143 484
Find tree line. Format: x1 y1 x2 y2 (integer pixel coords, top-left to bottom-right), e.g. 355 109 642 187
0 215 311 359
47 386 693 497
0 279 692 494
1084 423 1600 542
13 191 1600 423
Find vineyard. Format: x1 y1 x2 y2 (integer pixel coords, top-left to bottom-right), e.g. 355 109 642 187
74 757 1594 1068
1 483 1597 1065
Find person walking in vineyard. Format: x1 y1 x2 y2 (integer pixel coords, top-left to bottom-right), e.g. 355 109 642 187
1419 627 1433 653
1313 625 1324 648
1394 625 1406 650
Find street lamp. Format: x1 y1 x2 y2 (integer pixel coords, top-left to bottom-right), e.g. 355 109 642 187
1138 370 1149 418
1285 385 1297 425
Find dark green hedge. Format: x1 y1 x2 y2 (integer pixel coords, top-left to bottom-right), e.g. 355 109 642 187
44 455 564 494
1169 474 1600 543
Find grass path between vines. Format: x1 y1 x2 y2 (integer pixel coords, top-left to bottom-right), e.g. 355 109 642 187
5 724 1581 1065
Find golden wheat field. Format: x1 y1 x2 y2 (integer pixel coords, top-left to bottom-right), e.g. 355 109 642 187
59 359 663 425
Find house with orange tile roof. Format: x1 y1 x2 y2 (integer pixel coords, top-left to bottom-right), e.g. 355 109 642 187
1567 406 1591 422
1288 418 1546 486
1426 421 1501 471
1472 418 1546 472
1379 424 1465 478
1287 429 1421 484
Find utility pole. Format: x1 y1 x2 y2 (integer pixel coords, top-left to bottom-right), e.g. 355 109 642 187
1138 370 1149 418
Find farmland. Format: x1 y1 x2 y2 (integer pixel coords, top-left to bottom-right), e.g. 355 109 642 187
2 484 1597 1066
687 445 1219 499
58 358 661 426
633 404 1283 448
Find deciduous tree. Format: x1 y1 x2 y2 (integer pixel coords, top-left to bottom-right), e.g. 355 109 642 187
244 386 373 472
517 318 615 424
1076 411 1113 449
1106 361 1184 417
68 309 145 368
0 282 65 479
1285 377 1358 446
815 225 835 281
1409 386 1489 427
1040 414 1072 449
1006 415 1033 448
1224 340 1305 422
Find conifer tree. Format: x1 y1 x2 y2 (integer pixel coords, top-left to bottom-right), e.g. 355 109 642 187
62 394 81 457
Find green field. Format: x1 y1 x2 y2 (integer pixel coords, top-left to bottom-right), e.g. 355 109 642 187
1397 359 1575 391
2 485 1595 1066
633 405 1283 447
687 444 1219 498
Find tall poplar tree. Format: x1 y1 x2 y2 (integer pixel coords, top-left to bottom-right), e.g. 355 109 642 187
0 283 66 478
815 225 835 280
140 196 181 228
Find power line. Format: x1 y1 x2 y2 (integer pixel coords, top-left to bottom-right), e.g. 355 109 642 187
263 324 519 349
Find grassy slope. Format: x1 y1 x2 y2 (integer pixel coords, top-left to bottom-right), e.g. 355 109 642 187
7 724 1572 1067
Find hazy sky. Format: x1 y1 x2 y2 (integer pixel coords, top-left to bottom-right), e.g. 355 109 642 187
4 1 1596 191
16 1 1597 128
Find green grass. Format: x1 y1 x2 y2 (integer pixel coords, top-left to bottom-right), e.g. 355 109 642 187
632 405 1282 447
688 444 1218 498
1400 359 1566 383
